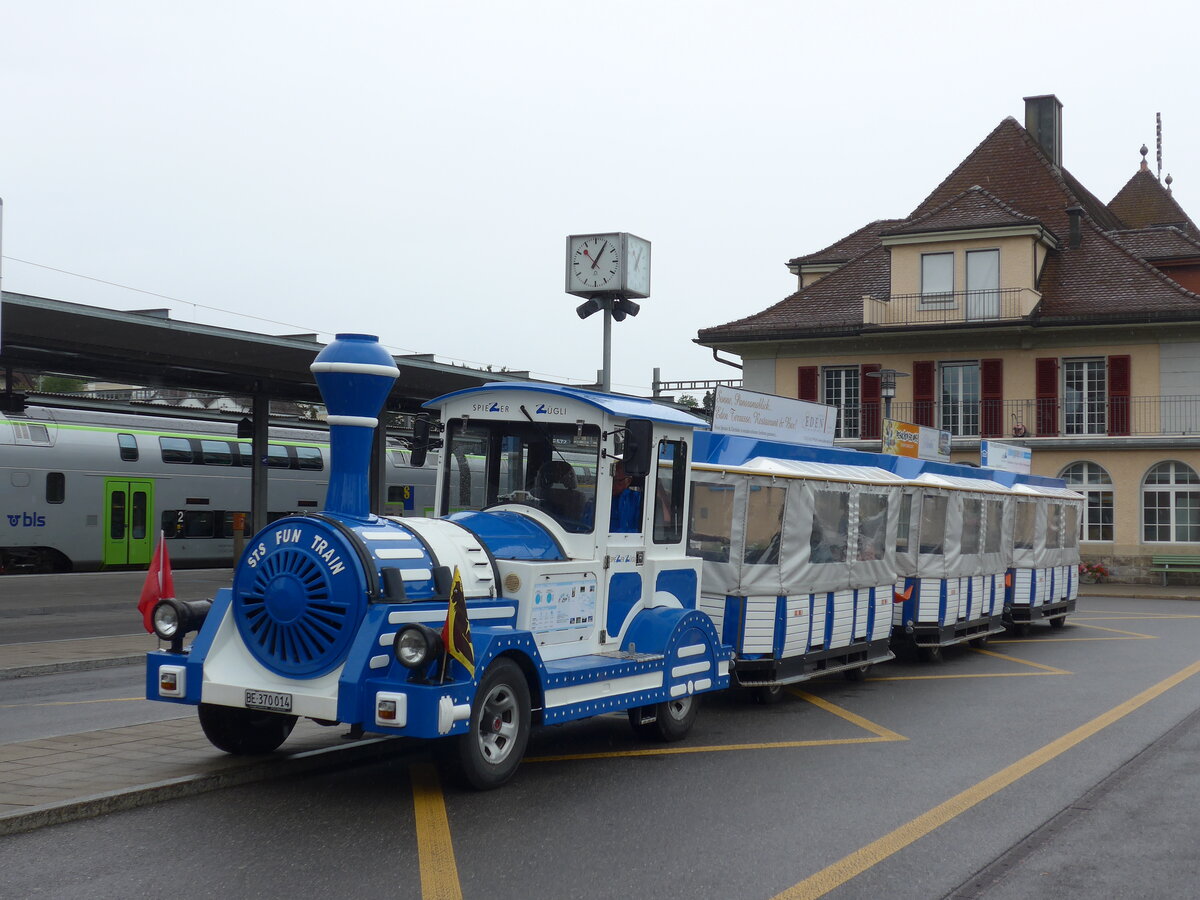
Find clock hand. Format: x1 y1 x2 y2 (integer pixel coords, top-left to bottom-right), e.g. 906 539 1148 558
591 240 609 269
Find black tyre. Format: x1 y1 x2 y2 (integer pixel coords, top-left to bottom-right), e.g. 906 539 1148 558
628 695 698 742
750 684 786 705
454 658 530 790
197 703 296 755
1009 622 1030 637
1049 615 1068 630
917 645 943 664
969 635 990 649
843 664 871 682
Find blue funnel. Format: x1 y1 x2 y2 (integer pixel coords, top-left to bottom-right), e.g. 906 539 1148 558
310 334 400 520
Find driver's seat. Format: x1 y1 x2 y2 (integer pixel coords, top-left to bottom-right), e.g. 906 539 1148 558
536 461 582 522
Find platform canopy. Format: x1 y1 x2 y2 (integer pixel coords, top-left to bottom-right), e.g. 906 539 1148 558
0 292 533 413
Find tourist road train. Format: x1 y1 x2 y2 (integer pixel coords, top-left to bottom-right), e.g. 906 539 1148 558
131 334 1080 787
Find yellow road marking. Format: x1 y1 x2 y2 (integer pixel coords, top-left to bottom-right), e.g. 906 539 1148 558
870 647 1070 680
1072 623 1158 638
529 694 906 762
0 697 145 709
410 762 463 900
772 659 1200 900
970 648 1070 674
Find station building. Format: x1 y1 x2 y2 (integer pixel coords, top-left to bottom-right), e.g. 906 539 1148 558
697 95 1200 582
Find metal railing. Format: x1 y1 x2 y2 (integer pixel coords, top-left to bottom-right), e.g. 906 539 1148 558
862 288 1040 327
839 395 1200 438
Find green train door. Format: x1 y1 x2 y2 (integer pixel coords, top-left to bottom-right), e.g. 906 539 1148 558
103 479 155 567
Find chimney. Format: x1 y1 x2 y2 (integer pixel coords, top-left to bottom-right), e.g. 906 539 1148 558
1024 94 1063 170
1066 206 1083 249
310 334 399 520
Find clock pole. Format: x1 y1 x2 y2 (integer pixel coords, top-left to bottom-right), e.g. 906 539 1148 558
601 301 612 392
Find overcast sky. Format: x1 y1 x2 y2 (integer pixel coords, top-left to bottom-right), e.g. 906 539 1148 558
3 1 1196 396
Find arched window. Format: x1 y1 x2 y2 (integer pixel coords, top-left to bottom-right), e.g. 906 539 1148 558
1060 461 1113 542
1142 461 1200 543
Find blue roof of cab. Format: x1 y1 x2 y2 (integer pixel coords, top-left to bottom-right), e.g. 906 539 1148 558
425 382 708 428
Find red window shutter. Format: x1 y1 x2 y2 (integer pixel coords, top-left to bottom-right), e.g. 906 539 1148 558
912 361 935 427
797 366 819 402
860 364 881 439
1035 357 1059 437
980 358 1004 438
1109 355 1131 436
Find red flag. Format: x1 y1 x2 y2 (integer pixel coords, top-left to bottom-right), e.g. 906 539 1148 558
441 567 475 679
138 533 176 633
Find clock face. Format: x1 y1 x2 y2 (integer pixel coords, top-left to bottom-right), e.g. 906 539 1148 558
626 235 650 297
570 235 621 291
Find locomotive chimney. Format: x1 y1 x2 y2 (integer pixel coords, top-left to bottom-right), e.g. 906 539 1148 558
309 334 400 520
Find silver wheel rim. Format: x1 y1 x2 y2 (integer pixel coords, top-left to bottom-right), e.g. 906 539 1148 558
476 682 520 765
664 696 693 721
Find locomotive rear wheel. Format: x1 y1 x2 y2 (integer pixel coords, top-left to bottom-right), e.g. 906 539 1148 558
628 695 698 742
454 658 531 790
197 703 296 755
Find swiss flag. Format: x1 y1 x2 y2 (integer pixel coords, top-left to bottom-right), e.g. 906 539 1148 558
138 533 176 633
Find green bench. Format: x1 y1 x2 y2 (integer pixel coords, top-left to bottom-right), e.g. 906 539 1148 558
1149 555 1200 585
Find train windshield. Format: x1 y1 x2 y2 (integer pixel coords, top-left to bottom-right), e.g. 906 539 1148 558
441 419 601 534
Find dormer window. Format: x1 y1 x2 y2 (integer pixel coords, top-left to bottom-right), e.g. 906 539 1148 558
920 252 954 303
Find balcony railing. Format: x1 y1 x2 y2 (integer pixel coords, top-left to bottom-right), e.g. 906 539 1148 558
837 395 1200 440
862 288 1041 327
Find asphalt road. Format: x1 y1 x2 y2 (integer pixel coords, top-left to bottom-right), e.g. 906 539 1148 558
1 596 1198 900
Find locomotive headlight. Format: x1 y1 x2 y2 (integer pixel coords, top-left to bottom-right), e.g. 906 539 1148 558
152 598 213 643
393 624 443 669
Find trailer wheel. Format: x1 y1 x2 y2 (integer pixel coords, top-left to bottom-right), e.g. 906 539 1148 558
628 695 698 742
917 645 943 664
197 703 296 755
1049 615 1068 630
751 684 786 705
969 635 990 649
454 658 530 790
1009 622 1030 637
843 664 871 682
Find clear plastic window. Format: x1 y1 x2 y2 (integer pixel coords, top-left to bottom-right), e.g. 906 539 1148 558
686 482 732 563
1014 502 1036 549
919 495 948 555
858 493 888 561
896 493 913 554
985 500 1004 553
744 484 786 564
653 440 687 544
810 490 849 564
1064 506 1078 548
1046 504 1062 549
962 499 982 555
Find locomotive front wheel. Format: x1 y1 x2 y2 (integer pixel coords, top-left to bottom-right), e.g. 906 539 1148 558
628 695 698 742
197 703 296 755
454 658 530 790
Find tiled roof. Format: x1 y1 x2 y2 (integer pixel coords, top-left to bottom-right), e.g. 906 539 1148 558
698 113 1200 345
1108 168 1197 233
883 185 1043 236
1111 226 1200 261
789 219 904 266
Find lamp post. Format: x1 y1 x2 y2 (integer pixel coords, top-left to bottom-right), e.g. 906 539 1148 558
868 368 909 422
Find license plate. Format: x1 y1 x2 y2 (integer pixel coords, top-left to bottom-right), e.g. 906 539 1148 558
245 689 292 713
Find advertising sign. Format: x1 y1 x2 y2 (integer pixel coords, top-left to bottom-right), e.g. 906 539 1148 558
981 440 1032 474
711 385 837 447
882 418 951 462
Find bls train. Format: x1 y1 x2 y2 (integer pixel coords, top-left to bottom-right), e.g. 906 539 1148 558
0 403 435 574
144 334 1081 789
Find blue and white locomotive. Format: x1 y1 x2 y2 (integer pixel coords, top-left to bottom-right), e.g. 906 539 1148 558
146 334 731 788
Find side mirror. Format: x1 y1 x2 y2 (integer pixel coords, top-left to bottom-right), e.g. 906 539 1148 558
622 419 653 478
410 417 431 468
